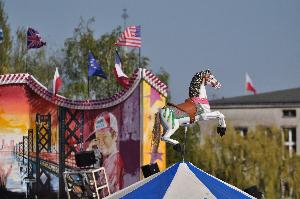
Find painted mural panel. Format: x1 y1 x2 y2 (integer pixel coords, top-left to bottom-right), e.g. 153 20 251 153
0 85 60 196
82 86 141 194
0 82 141 197
0 85 29 193
26 87 58 152
142 80 166 170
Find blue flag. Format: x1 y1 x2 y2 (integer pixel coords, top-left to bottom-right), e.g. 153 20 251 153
88 52 107 79
0 28 3 43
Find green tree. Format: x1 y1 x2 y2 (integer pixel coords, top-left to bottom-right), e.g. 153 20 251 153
287 155 300 198
26 49 57 88
10 26 57 88
166 123 201 166
10 27 27 73
0 0 12 74
191 124 300 198
61 18 149 99
155 67 171 101
8 16 166 100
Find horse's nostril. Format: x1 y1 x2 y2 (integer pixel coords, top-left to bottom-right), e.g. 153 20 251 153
215 82 221 88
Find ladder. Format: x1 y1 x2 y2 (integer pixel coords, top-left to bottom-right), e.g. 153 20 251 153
64 167 110 199
87 167 111 198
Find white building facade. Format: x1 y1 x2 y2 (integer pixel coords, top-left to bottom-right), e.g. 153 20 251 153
203 88 300 156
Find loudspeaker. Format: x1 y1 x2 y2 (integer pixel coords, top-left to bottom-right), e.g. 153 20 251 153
244 186 263 199
75 151 96 168
141 162 160 178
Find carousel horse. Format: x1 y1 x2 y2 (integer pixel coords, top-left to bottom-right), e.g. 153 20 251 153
152 69 226 152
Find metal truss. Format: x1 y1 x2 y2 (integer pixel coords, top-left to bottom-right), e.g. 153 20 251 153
59 107 84 198
28 129 34 177
23 136 28 165
35 113 52 196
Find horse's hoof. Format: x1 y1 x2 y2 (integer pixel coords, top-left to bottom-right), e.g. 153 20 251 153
173 144 182 152
217 127 226 137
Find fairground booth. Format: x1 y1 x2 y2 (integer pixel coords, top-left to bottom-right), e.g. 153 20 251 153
0 68 167 198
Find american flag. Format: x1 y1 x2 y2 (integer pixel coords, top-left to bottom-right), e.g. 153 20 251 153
27 27 46 49
115 25 141 48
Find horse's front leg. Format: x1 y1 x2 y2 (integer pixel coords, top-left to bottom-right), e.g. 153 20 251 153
201 111 226 136
159 108 181 151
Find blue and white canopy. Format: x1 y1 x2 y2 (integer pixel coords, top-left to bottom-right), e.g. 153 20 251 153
105 162 255 199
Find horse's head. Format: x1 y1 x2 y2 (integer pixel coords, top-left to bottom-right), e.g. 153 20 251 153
203 69 221 89
189 69 222 98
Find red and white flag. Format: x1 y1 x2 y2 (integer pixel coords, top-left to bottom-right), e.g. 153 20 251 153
53 67 62 95
114 51 129 88
115 25 141 48
245 73 256 94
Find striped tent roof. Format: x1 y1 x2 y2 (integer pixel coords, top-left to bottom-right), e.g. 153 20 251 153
105 162 254 199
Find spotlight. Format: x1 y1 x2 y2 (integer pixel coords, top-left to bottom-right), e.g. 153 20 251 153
244 185 263 199
75 151 96 168
141 162 160 178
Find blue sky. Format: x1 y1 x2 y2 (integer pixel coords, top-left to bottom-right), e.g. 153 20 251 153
4 0 300 102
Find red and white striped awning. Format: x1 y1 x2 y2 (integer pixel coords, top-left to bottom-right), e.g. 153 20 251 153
0 68 168 110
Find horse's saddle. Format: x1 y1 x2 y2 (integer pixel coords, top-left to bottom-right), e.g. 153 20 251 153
167 98 197 123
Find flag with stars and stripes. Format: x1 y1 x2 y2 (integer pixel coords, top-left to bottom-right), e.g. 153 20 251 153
88 52 107 79
27 27 46 49
115 25 141 48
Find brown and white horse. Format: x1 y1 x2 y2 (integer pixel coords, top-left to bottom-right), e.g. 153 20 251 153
153 69 226 151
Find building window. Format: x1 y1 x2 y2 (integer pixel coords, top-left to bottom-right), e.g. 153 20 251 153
282 110 296 117
282 127 296 157
235 127 248 137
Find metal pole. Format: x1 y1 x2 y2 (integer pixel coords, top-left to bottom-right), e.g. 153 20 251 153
183 125 188 162
121 9 128 31
88 76 90 99
138 48 141 68
25 27 28 73
58 107 66 198
23 136 26 165
47 113 52 152
35 114 40 195
25 51 28 73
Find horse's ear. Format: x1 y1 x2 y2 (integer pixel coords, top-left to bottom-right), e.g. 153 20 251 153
205 69 211 74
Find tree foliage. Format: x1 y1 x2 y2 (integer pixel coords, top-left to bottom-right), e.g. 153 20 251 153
155 67 171 101
9 26 57 89
8 16 155 99
166 124 300 198
10 27 26 73
166 123 201 165
0 0 12 74
61 18 150 99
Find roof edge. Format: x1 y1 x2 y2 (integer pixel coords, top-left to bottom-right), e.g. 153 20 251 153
141 68 168 97
211 103 300 109
0 68 168 110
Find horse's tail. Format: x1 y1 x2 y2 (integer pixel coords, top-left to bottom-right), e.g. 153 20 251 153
151 111 162 153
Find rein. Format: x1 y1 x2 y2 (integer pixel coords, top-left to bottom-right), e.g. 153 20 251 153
191 97 209 104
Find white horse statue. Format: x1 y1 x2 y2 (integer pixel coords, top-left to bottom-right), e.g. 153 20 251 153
152 69 226 152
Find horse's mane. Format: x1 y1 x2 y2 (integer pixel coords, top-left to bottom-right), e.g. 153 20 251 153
189 70 209 98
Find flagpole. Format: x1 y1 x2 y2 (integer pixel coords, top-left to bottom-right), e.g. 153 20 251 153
245 73 247 95
88 50 90 99
25 26 28 73
138 48 141 68
88 76 90 99
25 52 28 73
